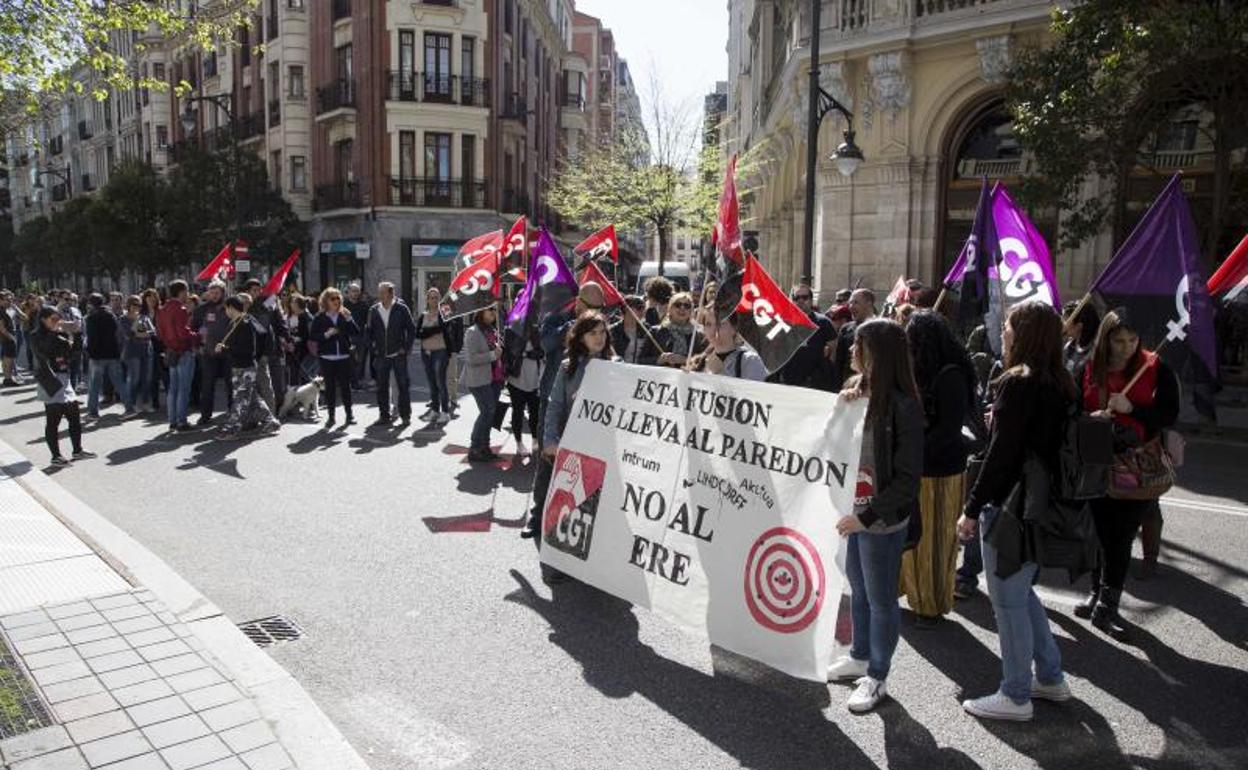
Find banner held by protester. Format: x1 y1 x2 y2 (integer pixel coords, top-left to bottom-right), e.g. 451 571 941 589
540 360 866 682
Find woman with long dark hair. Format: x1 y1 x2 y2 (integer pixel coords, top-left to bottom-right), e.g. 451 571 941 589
542 312 614 460
416 287 453 424
1078 308 1178 639
899 310 976 627
825 319 923 714
959 302 1075 721
463 307 505 461
140 288 165 411
30 307 95 465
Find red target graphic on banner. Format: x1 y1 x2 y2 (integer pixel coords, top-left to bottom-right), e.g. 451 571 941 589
743 527 826 634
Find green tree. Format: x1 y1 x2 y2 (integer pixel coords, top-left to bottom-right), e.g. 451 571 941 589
1 1 259 134
1007 0 1248 256
88 162 172 285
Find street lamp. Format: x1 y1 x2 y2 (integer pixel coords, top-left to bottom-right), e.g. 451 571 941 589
180 93 245 275
34 165 73 197
801 0 864 288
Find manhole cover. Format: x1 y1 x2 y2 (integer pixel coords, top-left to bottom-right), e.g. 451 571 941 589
0 634 55 739
237 616 303 648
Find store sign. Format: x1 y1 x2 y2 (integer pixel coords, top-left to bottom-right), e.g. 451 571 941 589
410 243 465 260
355 243 371 260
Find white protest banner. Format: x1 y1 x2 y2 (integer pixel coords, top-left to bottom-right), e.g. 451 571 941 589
539 360 866 682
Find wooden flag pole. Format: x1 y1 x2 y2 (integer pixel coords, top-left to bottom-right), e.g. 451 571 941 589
934 288 948 314
1063 293 1092 326
1117 342 1167 397
626 302 667 354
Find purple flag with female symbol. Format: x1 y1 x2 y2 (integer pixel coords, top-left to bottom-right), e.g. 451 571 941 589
506 228 579 353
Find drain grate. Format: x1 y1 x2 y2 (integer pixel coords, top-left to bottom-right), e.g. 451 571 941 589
237 616 304 648
0 634 55 739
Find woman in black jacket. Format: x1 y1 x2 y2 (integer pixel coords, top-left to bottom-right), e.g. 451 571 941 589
825 319 923 714
309 288 360 427
958 302 1075 722
30 307 95 465
899 310 975 627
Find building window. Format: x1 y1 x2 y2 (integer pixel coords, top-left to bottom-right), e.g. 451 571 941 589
399 131 416 178
155 125 168 148
270 150 282 190
288 65 304 98
336 44 352 83
335 139 353 182
397 30 416 98
153 62 165 80
424 33 452 101
287 0 304 8
290 155 306 191
462 36 475 82
240 26 251 66
504 0 513 35
461 134 477 205
425 132 451 179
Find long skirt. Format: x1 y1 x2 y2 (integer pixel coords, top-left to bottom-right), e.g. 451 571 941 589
899 472 965 617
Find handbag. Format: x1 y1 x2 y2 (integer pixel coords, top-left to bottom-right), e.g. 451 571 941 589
1108 435 1176 500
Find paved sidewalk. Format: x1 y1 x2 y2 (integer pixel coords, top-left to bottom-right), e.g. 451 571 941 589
0 451 369 770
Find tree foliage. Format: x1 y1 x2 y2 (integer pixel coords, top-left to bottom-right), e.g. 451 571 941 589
1 0 259 134
1007 0 1248 256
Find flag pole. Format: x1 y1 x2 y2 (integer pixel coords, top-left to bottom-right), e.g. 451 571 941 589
686 266 711 364
1116 343 1167 397
1062 292 1092 326
627 302 666 354
934 288 948 314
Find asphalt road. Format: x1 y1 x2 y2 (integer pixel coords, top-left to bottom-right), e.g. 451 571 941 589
0 367 1245 770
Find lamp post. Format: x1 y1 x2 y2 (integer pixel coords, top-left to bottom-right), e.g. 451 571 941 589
180 93 245 276
34 166 73 200
801 0 864 290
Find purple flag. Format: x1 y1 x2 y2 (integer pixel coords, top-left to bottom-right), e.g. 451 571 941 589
1090 174 1217 413
506 228 579 345
950 178 1001 334
993 185 1060 310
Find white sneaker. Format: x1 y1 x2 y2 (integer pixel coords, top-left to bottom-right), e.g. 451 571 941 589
963 691 1034 721
434 411 450 425
846 676 887 713
826 656 869 682
1031 677 1071 702
419 408 437 421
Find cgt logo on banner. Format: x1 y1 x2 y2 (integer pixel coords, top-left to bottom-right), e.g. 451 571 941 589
540 361 866 681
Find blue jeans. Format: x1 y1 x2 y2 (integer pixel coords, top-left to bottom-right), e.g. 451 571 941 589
469 382 501 452
980 505 1064 703
87 359 124 415
957 523 983 588
375 355 412 420
421 348 450 413
845 526 908 681
123 355 149 411
166 352 196 427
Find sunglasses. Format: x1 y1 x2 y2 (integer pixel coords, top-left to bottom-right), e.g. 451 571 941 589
672 302 693 309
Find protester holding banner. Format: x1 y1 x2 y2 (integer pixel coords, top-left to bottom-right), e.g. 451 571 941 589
826 319 922 714
647 292 704 369
309 287 359 428
542 311 615 460
958 302 1073 722
899 311 975 627
416 288 453 424
1078 309 1179 642
777 284 836 390
463 308 505 462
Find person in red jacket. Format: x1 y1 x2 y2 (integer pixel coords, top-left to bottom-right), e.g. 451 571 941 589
156 280 198 432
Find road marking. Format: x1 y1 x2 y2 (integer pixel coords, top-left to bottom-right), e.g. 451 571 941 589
1160 496 1248 517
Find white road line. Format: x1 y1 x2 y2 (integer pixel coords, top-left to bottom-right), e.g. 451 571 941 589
1160 496 1248 517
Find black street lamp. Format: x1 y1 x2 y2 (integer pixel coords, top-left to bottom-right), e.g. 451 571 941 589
801 0 864 289
34 165 73 198
181 93 246 276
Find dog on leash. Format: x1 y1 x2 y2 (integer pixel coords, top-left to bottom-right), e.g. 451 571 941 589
279 377 324 420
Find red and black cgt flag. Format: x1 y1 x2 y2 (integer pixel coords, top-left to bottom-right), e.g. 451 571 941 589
724 255 817 374
442 250 501 321
501 216 528 274
457 229 504 270
574 225 619 265
577 260 624 309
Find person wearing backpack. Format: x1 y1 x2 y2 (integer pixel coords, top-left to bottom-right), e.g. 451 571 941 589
1079 308 1179 641
899 311 975 628
958 302 1075 722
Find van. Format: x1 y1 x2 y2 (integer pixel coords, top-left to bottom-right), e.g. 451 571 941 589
635 261 691 294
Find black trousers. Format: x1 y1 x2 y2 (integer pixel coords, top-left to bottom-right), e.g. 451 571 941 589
199 353 233 419
375 355 411 420
1090 497 1149 591
320 357 353 415
507 384 540 445
45 402 82 459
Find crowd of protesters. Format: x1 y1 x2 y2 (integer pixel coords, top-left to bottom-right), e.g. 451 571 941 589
0 268 1231 725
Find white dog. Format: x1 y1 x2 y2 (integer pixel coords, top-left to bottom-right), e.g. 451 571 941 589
279 377 325 421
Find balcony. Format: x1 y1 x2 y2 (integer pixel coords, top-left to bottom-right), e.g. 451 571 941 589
388 177 486 208
317 79 356 115
204 53 218 78
48 135 64 155
331 0 350 21
314 181 360 211
78 120 93 140
268 98 281 127
386 72 491 107
560 93 584 109
501 93 528 124
236 113 264 141
81 174 95 192
501 187 531 216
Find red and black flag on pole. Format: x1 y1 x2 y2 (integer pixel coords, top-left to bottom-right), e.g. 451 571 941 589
457 230 504 271
574 225 619 267
501 216 528 275
577 260 625 309
1209 232 1248 301
196 242 237 282
712 155 744 273
442 250 502 321
715 254 817 374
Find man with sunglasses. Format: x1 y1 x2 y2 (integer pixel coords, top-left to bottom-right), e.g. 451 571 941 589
777 283 836 390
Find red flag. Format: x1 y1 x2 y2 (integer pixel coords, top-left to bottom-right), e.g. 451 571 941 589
458 230 504 269
196 242 235 281
714 155 743 268
729 254 817 373
261 249 300 296
577 260 624 308
885 275 913 306
502 216 528 271
443 250 502 320
1209 232 1248 301
575 225 619 265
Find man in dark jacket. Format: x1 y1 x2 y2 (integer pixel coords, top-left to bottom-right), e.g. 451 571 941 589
831 288 877 391
777 283 836 390
367 281 418 426
191 281 233 425
84 294 124 418
344 282 372 390
242 279 291 414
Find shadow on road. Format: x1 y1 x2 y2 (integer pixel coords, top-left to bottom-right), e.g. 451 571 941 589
505 570 877 770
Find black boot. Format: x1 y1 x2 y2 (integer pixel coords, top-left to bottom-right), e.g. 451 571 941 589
1074 570 1101 619
1091 586 1131 642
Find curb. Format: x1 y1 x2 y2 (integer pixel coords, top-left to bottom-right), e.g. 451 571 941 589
0 438 371 770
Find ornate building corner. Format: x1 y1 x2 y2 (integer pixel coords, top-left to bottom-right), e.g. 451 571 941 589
868 51 910 113
975 35 1012 85
792 61 850 127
